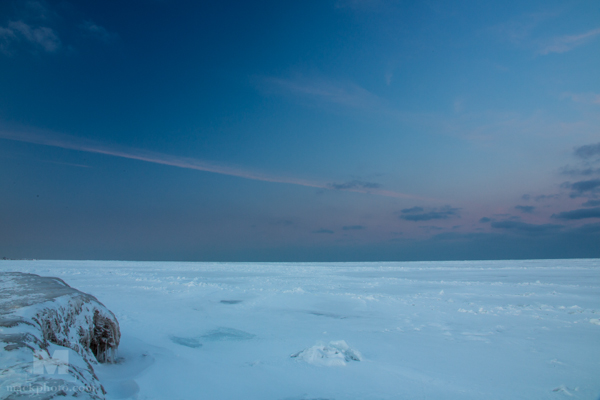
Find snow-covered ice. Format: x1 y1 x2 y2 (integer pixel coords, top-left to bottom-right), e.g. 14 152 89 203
1 259 599 400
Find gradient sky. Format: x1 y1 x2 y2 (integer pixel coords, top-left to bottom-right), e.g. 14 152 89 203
1 0 599 261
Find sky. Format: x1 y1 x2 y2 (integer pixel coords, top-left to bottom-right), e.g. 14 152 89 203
0 0 599 261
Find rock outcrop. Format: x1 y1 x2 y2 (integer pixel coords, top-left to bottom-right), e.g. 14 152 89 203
0 272 120 399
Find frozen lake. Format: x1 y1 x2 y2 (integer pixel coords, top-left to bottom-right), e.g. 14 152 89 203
1 259 599 400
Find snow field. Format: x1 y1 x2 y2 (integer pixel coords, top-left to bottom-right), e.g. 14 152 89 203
1 259 599 400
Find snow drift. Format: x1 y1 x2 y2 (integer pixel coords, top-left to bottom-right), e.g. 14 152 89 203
0 272 120 399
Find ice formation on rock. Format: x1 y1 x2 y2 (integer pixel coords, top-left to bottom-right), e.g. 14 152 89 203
0 272 120 399
291 340 362 367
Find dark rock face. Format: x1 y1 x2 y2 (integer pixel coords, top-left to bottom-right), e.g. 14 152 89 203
0 272 120 399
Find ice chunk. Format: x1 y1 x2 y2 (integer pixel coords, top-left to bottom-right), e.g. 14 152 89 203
0 272 120 399
291 340 362 367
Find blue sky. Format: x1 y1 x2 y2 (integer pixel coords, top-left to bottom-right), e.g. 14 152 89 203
1 0 599 261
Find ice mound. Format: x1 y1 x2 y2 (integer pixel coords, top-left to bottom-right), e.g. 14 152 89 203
291 340 362 367
0 272 120 399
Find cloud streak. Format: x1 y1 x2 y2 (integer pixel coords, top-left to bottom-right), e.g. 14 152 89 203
0 129 422 200
538 27 600 55
567 179 600 196
342 225 365 230
575 142 600 159
491 220 563 235
552 207 600 220
312 228 334 234
80 21 116 43
259 76 383 112
328 180 381 190
515 205 535 214
0 20 60 53
400 206 460 221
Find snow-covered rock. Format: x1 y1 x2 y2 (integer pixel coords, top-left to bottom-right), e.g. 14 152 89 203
0 272 120 399
291 340 362 367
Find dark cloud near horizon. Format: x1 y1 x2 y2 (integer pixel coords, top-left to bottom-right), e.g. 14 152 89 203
425 224 600 260
271 219 293 226
401 206 424 214
479 217 492 223
534 194 560 201
515 205 535 214
564 179 600 197
419 226 444 233
560 166 600 176
312 228 334 234
490 220 563 235
574 222 600 234
552 207 600 220
327 180 381 190
342 225 365 230
574 142 600 159
582 199 600 207
522 194 560 202
400 206 460 222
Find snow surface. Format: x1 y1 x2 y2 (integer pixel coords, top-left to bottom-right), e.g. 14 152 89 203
1 259 599 400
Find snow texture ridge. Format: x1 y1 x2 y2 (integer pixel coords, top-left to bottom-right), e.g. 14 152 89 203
0 272 120 399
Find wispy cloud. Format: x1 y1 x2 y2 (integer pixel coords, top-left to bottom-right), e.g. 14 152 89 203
492 11 600 56
80 21 117 43
515 205 535 214
491 220 563 235
0 2 118 56
560 166 600 176
400 205 460 221
260 76 382 111
562 93 600 106
328 180 381 190
552 207 600 220
574 142 600 159
564 179 600 197
0 20 60 53
0 129 422 200
312 228 334 234
538 27 600 55
491 10 558 47
342 225 365 230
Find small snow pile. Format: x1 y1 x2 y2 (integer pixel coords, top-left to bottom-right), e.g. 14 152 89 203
291 340 362 367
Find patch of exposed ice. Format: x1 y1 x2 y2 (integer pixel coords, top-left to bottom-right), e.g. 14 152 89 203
220 300 242 304
201 327 255 341
169 336 203 348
